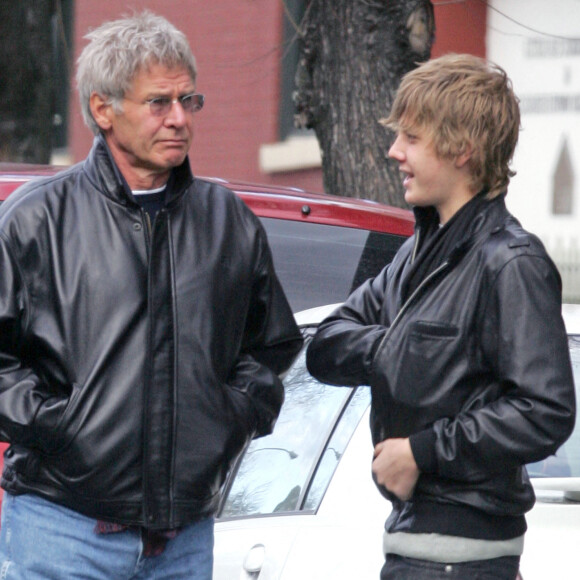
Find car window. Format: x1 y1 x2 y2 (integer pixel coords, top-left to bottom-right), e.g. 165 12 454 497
260 218 406 312
219 335 369 519
303 386 370 510
527 335 580 478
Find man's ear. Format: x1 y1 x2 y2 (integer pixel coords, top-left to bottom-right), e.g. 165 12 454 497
90 93 114 132
455 143 473 169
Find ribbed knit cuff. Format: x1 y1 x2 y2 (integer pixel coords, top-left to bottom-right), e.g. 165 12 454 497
409 429 438 474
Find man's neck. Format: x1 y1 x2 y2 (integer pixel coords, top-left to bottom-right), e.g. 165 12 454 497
117 163 170 191
437 189 478 225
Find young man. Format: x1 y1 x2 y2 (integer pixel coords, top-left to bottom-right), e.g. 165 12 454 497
306 54 575 580
0 12 302 579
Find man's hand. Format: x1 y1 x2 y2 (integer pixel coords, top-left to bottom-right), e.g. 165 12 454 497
372 438 420 501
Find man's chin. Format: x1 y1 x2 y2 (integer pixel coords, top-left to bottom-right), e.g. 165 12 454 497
157 151 189 170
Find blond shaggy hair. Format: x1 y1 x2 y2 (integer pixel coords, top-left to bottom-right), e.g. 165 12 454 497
382 54 520 198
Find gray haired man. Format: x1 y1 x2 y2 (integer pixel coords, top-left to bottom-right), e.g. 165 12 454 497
0 12 302 579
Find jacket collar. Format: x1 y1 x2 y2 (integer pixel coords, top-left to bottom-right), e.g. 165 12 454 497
411 193 511 267
83 135 195 207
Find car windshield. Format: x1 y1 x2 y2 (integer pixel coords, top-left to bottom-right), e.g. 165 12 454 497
219 333 371 518
259 218 407 312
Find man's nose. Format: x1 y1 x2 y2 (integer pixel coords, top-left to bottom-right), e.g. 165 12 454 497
164 100 188 126
388 137 404 161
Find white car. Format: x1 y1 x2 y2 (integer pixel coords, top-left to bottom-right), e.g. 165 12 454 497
213 304 580 580
519 303 580 580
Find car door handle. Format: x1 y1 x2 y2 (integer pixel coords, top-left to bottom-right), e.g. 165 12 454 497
242 543 265 578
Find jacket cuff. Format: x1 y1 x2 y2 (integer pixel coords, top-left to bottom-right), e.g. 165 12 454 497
409 429 438 474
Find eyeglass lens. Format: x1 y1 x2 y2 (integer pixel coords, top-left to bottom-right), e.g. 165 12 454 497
149 93 204 116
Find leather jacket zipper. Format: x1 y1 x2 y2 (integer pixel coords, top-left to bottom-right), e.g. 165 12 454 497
144 210 152 238
410 228 421 264
374 260 450 358
371 259 449 443
141 207 177 526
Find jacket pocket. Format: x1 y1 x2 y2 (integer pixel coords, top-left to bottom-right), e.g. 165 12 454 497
32 383 82 454
410 321 460 338
182 384 255 497
375 321 461 407
223 384 257 441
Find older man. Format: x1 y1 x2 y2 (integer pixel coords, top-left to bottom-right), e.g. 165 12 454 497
0 12 302 579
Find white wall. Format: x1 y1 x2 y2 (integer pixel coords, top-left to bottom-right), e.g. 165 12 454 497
487 0 580 250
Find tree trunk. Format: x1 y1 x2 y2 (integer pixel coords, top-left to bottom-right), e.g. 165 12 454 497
295 0 434 207
0 1 55 163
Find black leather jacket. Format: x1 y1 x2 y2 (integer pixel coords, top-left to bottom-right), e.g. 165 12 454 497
0 137 303 529
307 196 575 518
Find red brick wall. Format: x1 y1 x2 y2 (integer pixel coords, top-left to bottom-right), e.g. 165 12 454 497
69 1 486 195
432 0 487 58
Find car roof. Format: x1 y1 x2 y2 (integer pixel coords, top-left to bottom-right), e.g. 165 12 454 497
297 303 580 334
0 163 415 236
563 303 580 335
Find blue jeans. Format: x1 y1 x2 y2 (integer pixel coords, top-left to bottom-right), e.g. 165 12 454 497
0 493 214 580
381 554 520 580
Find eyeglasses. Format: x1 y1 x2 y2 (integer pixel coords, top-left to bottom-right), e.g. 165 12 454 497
143 92 205 116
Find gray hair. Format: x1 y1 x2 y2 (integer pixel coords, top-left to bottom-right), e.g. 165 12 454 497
76 11 198 135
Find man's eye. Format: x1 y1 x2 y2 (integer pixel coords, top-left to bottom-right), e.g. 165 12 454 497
151 97 171 107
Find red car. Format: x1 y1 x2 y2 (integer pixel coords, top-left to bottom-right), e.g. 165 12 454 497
0 162 414 514
0 163 414 312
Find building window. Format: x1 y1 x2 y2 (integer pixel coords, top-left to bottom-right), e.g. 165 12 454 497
259 1 321 174
51 0 74 156
552 137 575 215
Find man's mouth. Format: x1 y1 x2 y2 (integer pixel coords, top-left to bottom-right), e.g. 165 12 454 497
161 139 187 146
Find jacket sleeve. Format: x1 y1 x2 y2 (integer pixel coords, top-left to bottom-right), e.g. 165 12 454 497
306 270 390 387
411 252 576 480
232 227 303 437
0 237 67 447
